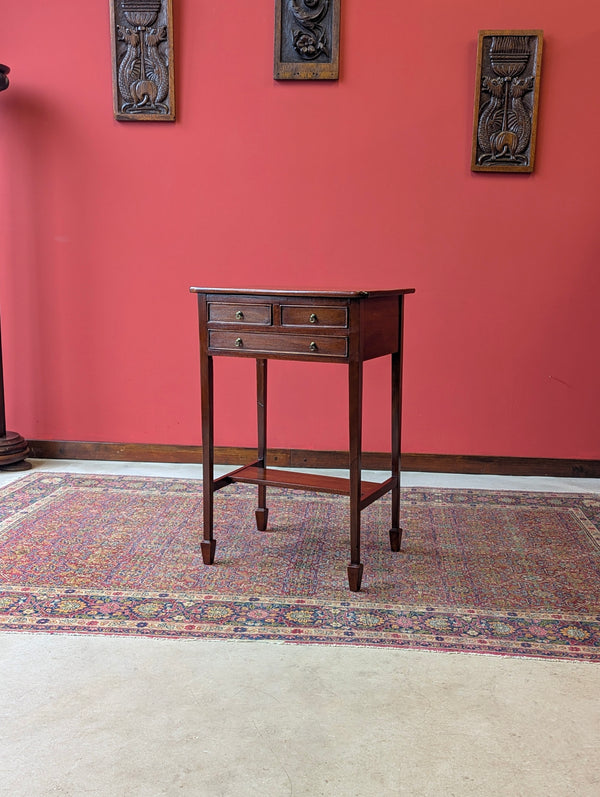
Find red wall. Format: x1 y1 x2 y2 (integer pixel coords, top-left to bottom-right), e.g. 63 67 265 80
1 2 599 459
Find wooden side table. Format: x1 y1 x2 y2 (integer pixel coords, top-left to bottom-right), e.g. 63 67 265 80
191 288 415 591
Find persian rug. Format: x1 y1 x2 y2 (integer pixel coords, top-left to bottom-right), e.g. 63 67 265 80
1 472 599 662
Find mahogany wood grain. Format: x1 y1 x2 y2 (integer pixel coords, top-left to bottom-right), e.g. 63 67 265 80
208 303 272 325
390 295 405 551
348 358 363 577
191 288 415 592
199 296 215 563
280 305 348 328
228 464 393 504
208 330 348 358
256 359 269 531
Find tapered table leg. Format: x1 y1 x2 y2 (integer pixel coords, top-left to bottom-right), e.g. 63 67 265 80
255 358 269 531
348 359 364 591
201 350 216 564
389 297 405 552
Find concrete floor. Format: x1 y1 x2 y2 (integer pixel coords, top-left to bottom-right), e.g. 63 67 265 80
1 460 600 797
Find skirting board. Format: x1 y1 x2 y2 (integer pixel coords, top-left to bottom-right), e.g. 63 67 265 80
26 440 600 478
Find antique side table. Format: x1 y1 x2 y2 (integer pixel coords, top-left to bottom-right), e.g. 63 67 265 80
191 288 415 591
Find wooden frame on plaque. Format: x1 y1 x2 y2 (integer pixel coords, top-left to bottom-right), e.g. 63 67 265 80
274 0 341 80
109 0 175 121
471 30 543 173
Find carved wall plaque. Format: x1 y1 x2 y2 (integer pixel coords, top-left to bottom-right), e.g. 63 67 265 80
274 0 341 80
110 0 175 121
471 30 543 173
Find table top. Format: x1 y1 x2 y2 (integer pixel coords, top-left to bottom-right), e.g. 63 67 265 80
190 287 415 298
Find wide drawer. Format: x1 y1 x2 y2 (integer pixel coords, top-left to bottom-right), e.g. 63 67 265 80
281 305 348 328
209 330 348 357
207 302 272 325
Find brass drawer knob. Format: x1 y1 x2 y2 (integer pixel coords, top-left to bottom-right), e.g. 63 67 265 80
235 337 243 347
309 341 318 352
309 313 318 324
235 310 244 320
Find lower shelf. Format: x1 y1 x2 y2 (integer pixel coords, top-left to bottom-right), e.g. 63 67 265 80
215 464 395 510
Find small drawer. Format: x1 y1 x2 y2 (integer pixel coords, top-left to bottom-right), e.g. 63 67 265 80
281 305 348 328
209 330 348 358
208 302 272 325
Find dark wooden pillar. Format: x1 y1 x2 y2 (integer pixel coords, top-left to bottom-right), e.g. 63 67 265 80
0 64 30 471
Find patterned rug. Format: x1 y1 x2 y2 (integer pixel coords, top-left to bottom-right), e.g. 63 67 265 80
1 472 599 661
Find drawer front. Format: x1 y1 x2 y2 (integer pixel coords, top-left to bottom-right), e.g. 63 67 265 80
209 330 348 358
281 305 348 328
208 302 272 325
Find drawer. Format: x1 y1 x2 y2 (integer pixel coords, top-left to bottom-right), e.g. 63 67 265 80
209 330 348 358
281 305 348 328
208 302 272 325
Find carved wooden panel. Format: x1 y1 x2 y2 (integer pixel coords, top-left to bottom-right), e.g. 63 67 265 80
274 0 341 80
471 31 543 173
110 0 175 121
